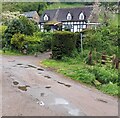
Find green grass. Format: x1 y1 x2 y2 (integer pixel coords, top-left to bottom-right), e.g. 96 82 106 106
42 57 119 96
0 49 22 56
46 3 84 10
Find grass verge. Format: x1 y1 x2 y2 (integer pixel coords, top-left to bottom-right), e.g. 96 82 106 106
42 57 119 96
0 49 23 56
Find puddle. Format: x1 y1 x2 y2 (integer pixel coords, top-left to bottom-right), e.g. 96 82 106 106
55 98 69 105
37 68 44 71
28 64 37 68
18 85 30 91
57 81 71 88
96 98 108 103
45 85 51 89
44 75 51 79
13 81 19 85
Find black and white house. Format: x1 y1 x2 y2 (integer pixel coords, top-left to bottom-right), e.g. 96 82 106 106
39 6 100 32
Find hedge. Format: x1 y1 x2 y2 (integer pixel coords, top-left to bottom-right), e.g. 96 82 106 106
52 31 77 59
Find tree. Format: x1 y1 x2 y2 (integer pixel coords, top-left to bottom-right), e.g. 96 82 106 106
19 16 39 36
4 16 39 47
4 19 24 46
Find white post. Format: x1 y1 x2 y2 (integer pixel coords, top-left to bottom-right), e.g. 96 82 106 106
80 32 83 53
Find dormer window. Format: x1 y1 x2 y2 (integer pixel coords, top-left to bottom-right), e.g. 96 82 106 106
44 14 49 21
67 13 72 21
79 12 85 20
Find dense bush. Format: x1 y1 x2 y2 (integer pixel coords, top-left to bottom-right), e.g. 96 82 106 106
10 32 52 54
52 31 77 59
11 33 27 51
39 32 52 51
83 26 118 56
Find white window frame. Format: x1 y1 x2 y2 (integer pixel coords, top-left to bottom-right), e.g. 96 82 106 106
44 14 49 21
79 12 85 20
67 13 72 21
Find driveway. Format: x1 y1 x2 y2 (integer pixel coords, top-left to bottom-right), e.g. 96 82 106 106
1 52 118 116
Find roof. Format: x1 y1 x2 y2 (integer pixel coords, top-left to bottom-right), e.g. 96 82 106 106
40 6 93 23
24 11 38 18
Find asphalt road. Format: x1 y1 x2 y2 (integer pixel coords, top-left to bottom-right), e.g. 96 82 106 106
1 53 118 116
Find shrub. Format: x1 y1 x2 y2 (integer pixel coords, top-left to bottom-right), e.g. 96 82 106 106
11 33 27 51
52 31 77 59
40 32 52 51
10 32 52 54
0 25 7 48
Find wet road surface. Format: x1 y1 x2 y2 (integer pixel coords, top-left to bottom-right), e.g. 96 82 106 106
1 53 118 116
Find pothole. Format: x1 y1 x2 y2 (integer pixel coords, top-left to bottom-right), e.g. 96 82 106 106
57 81 71 88
13 81 19 85
18 85 30 91
28 64 37 68
44 75 51 79
17 63 23 65
45 85 51 89
96 98 108 103
37 68 44 71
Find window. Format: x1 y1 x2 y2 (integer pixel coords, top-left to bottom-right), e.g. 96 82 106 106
79 12 85 20
67 13 72 21
44 14 49 21
83 22 86 29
